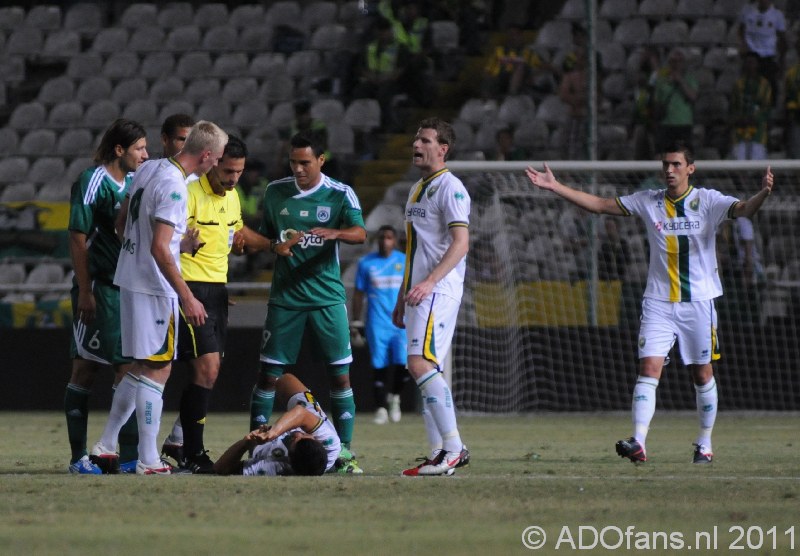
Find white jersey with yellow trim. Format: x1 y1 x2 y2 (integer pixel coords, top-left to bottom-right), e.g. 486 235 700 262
242 391 341 476
616 186 739 302
403 168 471 301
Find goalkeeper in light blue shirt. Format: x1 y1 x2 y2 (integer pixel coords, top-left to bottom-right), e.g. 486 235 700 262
352 225 409 424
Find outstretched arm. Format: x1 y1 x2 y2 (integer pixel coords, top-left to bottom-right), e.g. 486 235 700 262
525 163 624 215
733 166 773 219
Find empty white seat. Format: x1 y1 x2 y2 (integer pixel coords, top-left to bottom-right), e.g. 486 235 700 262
120 4 159 28
613 18 650 47
239 24 275 52
24 5 62 30
56 129 94 156
183 78 221 104
249 52 287 78
688 18 727 45
0 7 25 31
222 78 259 105
535 94 569 125
149 76 185 104
193 3 228 28
310 99 345 125
112 78 149 105
458 98 498 127
19 130 57 155
48 101 84 128
85 100 121 129
0 263 26 284
158 101 195 124
158 2 194 29
67 53 103 79
0 129 19 156
232 100 269 129
102 52 140 80
266 1 303 29
202 25 238 51
38 76 75 106
175 52 213 79
229 4 265 28
0 182 37 203
497 95 536 126
42 30 80 58
638 0 677 19
344 99 381 131
196 100 232 124
76 76 113 105
259 75 295 104
25 262 65 285
128 27 165 52
122 99 159 127
37 180 71 201
534 20 572 51
599 0 637 20
597 41 626 71
430 20 460 52
9 102 47 130
558 0 585 20
675 0 713 19
140 52 176 79
211 53 249 78
0 157 29 177
6 28 44 55
91 27 128 53
601 72 628 102
28 157 66 184
364 203 405 233
308 23 348 51
326 122 355 156
450 118 476 152
165 25 200 52
650 20 689 46
267 101 295 130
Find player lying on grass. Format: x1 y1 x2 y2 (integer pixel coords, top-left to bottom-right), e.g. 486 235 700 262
213 373 342 476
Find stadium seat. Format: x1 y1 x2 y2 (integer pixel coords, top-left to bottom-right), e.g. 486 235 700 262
48 101 84 129
601 72 628 102
140 52 176 80
37 77 75 106
303 2 338 30
55 128 94 157
430 20 460 53
165 25 201 53
25 262 65 285
244 129 280 160
345 99 381 132
122 99 159 127
497 95 536 126
287 50 322 80
535 94 569 125
0 157 29 181
6 28 44 56
111 78 149 105
24 5 62 30
42 30 80 58
202 25 238 52
229 4 265 28
675 0 714 19
221 78 259 105
175 52 213 79
450 119 476 153
19 130 57 156
158 101 195 123
638 0 677 20
212 53 249 78
0 129 19 156
183 77 221 104
267 101 295 131
364 203 405 233
265 1 303 30
239 24 275 52
308 23 347 51
327 122 355 156
598 0 637 21
534 20 572 52
0 263 26 285
149 76 185 104
473 121 505 152
0 182 37 203
715 66 739 95
458 98 498 127
650 20 689 46
67 53 103 80
90 27 128 54
193 3 229 28
0 7 24 30
36 180 71 202
310 99 345 125
76 76 113 105
597 42 626 72
613 18 650 48
259 75 295 104
712 0 748 21
120 3 159 29
232 100 269 130
688 18 728 45
66 157 93 179
158 2 194 29
85 100 121 129
8 102 46 131
128 27 166 52
196 99 232 125
102 52 140 80
557 0 585 20
27 157 66 185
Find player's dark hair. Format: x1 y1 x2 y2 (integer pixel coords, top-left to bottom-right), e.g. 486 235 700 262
290 132 326 158
161 113 195 138
289 437 327 476
224 135 248 160
418 117 455 160
93 118 147 165
662 140 694 165
377 224 396 236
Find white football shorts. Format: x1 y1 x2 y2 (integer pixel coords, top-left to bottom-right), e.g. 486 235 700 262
405 292 461 369
120 288 179 361
638 297 720 365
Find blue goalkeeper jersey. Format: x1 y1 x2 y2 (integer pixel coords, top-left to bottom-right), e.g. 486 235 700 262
355 249 405 331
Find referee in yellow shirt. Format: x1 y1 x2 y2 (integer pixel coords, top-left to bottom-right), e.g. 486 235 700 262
163 136 268 473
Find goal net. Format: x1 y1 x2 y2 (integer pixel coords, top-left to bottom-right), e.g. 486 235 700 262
447 160 800 412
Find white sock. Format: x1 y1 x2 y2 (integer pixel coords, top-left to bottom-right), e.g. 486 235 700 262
136 376 165 466
167 418 183 444
631 376 659 446
417 370 462 454
99 373 138 450
694 376 717 450
421 407 442 458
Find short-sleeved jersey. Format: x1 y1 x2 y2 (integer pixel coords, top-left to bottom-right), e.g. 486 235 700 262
242 391 341 476
355 249 405 331
259 173 364 309
403 168 470 301
740 4 786 58
114 158 189 298
616 186 739 302
181 174 243 283
68 166 131 283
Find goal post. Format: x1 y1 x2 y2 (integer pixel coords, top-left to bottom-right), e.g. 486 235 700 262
446 159 800 412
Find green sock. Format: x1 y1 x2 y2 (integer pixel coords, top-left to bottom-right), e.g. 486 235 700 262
250 387 275 432
65 383 90 463
118 412 138 463
330 388 355 449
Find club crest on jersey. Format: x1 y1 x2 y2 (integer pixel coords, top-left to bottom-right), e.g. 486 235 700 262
170 192 182 201
426 185 439 198
689 198 700 211
317 206 331 222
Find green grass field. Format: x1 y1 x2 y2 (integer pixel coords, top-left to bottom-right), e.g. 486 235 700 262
0 411 797 555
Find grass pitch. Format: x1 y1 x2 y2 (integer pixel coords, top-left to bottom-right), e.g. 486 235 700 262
0 411 797 555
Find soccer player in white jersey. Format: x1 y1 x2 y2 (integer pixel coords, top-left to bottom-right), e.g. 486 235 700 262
90 121 227 475
394 118 471 476
525 141 774 464
214 373 340 476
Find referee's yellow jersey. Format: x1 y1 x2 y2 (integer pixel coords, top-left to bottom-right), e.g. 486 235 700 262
181 174 243 283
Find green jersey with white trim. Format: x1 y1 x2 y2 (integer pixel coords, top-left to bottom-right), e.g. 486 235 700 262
68 166 131 283
259 173 364 309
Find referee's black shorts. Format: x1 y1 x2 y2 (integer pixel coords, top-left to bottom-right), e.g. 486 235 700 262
178 282 228 360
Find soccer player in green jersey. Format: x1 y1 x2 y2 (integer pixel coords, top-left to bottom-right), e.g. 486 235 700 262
65 118 149 474
249 132 367 473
